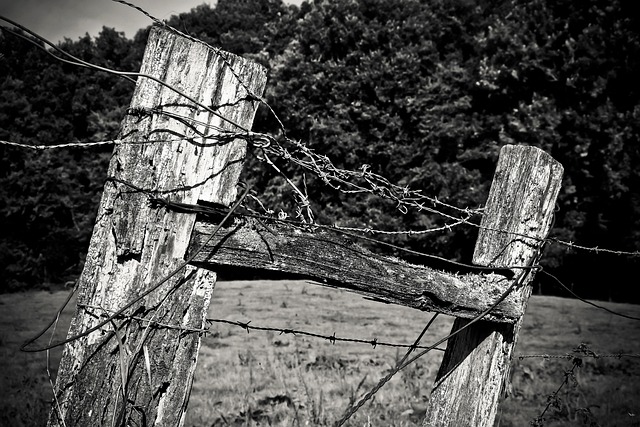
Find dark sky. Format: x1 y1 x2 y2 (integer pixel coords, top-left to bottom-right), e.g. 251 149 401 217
0 0 303 43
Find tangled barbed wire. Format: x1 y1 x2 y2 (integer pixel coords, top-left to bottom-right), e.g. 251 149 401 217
2 12 639 258
2 3 640 426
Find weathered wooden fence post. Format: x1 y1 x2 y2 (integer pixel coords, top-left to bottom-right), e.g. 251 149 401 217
48 27 266 426
423 145 563 426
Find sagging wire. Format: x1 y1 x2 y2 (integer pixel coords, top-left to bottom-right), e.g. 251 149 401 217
4 11 640 256
0 12 495 229
0 15 250 133
541 269 640 322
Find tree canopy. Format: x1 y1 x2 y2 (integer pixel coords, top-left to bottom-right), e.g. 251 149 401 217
1 0 638 302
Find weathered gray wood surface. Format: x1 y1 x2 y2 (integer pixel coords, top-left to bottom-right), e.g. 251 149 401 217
189 220 524 323
49 27 266 427
423 145 564 427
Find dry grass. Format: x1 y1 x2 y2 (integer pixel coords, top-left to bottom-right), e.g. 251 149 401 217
1 280 639 426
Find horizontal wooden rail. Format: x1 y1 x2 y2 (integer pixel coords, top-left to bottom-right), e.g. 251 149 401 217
188 219 524 323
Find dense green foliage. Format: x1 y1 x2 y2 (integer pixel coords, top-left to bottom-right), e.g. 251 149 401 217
1 0 638 302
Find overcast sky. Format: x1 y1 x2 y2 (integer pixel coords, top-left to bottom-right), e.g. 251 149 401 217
1 0 303 44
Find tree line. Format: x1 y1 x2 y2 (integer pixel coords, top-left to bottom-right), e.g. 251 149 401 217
1 0 638 302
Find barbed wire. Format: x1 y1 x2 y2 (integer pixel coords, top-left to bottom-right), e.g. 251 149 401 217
77 302 639 359
547 237 640 257
3 137 640 257
80 294 640 362
3 4 640 258
1 11 483 226
0 19 137 85
3 6 639 426
2 16 640 254
205 318 446 352
0 139 119 150
104 4 553 237
5 103 637 254
4 126 637 321
112 3 640 258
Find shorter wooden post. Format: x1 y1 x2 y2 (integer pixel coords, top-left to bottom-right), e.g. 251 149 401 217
423 145 563 426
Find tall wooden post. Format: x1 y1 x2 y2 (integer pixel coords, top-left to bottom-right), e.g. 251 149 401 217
48 27 266 426
423 145 563 426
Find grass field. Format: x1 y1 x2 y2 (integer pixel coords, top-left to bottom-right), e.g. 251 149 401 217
1 280 639 426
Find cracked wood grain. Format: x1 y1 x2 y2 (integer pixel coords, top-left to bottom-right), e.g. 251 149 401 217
188 219 524 323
